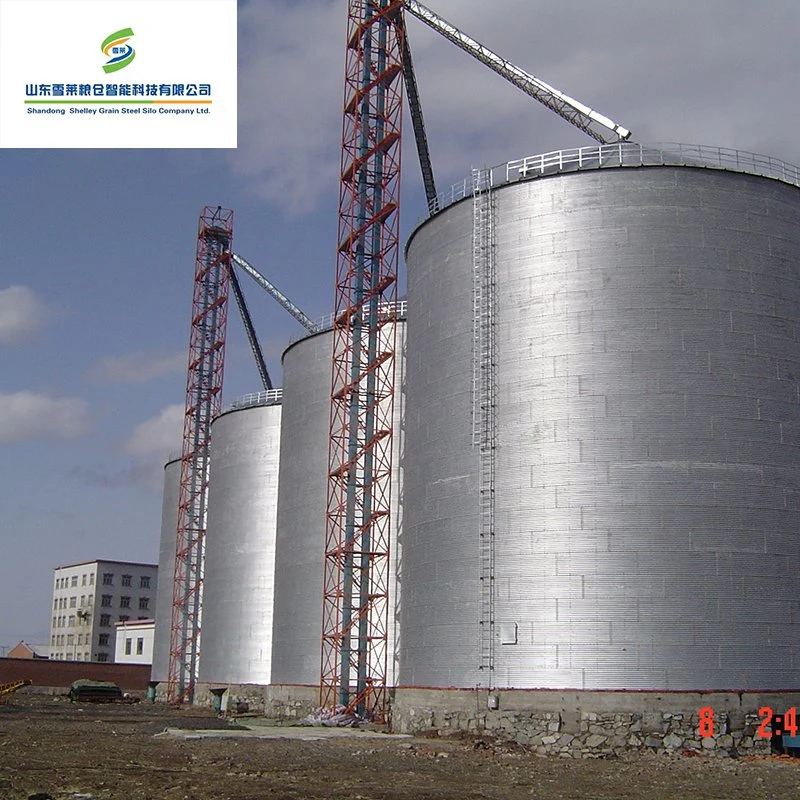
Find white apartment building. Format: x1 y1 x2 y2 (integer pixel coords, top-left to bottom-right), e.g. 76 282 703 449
49 560 158 662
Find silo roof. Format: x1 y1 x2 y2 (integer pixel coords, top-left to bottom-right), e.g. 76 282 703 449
414 142 800 231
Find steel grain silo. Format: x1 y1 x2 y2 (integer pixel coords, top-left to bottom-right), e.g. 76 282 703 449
271 311 406 687
401 144 800 691
197 392 282 685
151 457 180 683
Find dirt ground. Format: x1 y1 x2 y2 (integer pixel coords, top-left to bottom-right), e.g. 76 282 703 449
2 693 800 800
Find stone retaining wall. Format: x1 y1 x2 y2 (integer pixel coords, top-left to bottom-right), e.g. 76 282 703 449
186 682 318 718
390 688 799 758
152 681 799 758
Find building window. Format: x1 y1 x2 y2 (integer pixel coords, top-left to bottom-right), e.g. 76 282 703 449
136 638 144 655
120 596 131 608
100 614 110 627
138 597 149 610
68 615 75 626
101 595 112 607
82 574 87 586
121 574 132 587
124 638 132 655
80 595 85 605
119 616 130 623
137 616 148 620
88 594 94 605
51 635 55 646
69 597 77 608
71 576 78 587
52 616 56 628
140 576 151 589
77 634 83 646
89 574 94 586
98 633 110 647
66 653 73 661
102 573 113 586
96 653 109 662
67 634 74 645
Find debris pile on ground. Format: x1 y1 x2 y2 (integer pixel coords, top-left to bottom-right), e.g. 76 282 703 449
298 705 364 727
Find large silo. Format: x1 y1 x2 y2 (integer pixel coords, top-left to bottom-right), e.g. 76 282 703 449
271 310 406 688
151 457 180 683
401 143 800 691
197 392 282 685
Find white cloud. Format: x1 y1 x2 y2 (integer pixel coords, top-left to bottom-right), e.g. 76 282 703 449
125 404 184 458
0 286 49 345
0 391 89 443
232 1 345 215
87 351 186 384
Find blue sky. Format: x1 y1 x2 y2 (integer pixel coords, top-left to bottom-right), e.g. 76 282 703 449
3 0 800 652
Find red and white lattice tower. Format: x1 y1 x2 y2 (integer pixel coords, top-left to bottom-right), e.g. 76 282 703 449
320 0 404 722
167 206 233 704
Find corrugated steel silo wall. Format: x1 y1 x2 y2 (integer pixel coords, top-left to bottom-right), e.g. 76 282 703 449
271 323 406 686
402 166 800 690
198 404 282 684
151 458 180 683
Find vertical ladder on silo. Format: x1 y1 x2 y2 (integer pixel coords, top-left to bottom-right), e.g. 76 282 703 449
472 167 497 685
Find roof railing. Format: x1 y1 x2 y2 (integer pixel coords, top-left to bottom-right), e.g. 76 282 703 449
288 299 408 346
228 388 283 411
419 143 800 223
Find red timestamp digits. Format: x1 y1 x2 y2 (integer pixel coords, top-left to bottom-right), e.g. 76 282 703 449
698 706 799 738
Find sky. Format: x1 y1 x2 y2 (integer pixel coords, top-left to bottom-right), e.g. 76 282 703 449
2 0 800 653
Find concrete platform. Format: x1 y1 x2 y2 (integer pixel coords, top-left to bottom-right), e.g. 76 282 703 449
158 725 411 741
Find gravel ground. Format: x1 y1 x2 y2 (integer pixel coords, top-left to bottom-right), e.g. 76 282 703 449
2 693 800 799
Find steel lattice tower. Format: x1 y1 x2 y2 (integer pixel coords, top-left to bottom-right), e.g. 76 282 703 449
167 206 233 704
320 0 404 721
